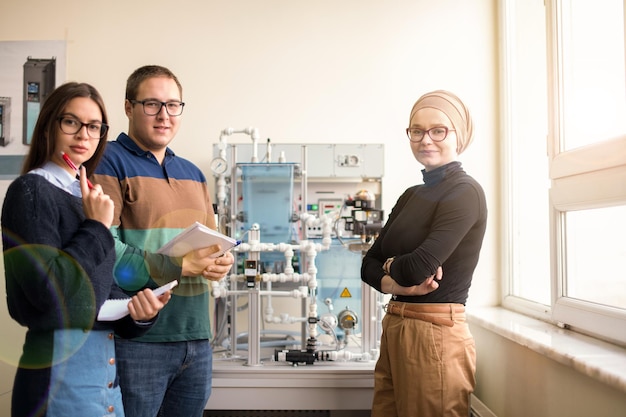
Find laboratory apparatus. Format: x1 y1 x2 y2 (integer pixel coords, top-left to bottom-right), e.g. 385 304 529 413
209 129 387 368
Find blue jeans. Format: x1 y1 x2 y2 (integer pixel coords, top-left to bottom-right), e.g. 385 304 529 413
115 338 212 417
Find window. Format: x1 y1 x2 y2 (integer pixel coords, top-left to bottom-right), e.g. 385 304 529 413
501 0 626 346
558 1 626 151
500 0 551 316
564 206 626 310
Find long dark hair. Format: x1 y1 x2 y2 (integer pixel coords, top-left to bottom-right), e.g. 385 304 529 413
21 82 109 176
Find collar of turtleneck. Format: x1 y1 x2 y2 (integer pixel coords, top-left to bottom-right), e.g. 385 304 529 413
421 161 462 187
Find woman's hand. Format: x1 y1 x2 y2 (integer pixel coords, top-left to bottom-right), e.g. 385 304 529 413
127 287 172 321
382 257 394 275
80 166 114 228
385 266 443 296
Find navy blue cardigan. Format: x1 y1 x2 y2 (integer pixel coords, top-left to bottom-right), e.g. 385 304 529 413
2 173 151 338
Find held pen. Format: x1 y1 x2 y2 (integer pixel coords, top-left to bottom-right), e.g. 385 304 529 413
212 240 243 258
61 152 94 189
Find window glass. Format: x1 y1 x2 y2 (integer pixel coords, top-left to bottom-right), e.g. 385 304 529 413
564 205 626 309
505 0 551 306
560 0 626 150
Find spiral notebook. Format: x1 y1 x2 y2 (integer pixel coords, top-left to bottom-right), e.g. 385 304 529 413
156 222 239 258
97 280 178 321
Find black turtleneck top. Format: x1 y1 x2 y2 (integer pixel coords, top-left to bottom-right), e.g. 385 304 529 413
361 161 487 305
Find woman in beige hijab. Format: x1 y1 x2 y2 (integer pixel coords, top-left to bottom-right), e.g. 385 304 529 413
362 90 488 417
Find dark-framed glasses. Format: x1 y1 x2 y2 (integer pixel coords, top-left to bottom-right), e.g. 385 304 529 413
57 116 108 139
406 126 454 142
129 99 185 116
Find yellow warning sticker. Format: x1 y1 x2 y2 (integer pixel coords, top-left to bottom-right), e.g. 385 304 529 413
340 288 352 298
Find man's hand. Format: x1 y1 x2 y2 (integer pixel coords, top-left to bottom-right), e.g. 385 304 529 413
182 245 235 281
181 245 220 276
201 251 235 281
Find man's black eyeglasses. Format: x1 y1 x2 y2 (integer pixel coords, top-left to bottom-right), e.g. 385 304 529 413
129 99 185 116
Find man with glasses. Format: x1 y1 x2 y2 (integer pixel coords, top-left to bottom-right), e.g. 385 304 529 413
92 65 234 417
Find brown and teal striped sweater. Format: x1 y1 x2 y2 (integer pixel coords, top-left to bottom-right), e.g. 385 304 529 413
92 133 216 342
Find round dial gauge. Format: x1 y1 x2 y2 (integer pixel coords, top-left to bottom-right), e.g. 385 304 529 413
210 157 228 175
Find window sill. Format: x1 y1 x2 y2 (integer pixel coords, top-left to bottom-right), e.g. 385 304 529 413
467 306 626 394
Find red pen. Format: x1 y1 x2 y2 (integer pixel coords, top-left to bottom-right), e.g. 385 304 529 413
61 152 94 189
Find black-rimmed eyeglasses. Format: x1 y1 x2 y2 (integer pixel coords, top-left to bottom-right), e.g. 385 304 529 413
57 116 108 140
129 99 185 116
406 127 455 143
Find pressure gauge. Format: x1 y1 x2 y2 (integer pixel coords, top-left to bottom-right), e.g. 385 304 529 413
210 157 228 175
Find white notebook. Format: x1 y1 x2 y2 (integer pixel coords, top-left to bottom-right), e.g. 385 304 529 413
97 280 178 321
156 222 239 258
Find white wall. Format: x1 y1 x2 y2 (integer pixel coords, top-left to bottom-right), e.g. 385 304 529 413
0 0 499 413
0 0 498 216
471 323 626 417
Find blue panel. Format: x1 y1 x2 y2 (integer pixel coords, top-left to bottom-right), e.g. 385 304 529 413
240 163 296 272
315 238 363 333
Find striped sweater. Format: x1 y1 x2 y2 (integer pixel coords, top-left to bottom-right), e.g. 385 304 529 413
92 133 216 342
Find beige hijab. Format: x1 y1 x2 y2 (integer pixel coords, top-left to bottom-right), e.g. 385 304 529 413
409 90 474 155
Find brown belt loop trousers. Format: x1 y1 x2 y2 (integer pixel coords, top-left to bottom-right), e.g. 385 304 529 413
384 301 465 327
372 301 475 417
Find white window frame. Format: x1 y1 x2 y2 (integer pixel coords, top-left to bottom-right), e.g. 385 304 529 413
499 0 552 322
501 0 626 346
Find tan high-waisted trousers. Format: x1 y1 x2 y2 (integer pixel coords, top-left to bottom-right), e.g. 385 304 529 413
371 302 476 417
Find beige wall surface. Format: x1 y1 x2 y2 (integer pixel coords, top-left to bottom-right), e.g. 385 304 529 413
0 0 499 414
471 323 626 417
0 0 499 217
